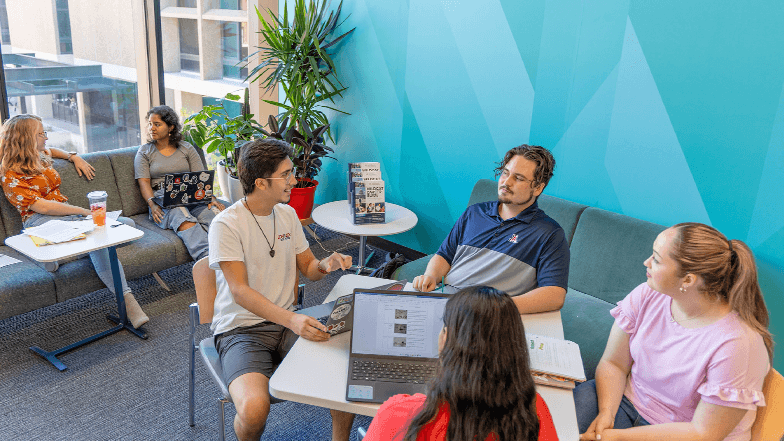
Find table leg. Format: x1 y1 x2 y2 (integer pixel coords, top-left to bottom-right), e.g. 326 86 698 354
106 246 148 339
351 236 376 275
29 246 147 371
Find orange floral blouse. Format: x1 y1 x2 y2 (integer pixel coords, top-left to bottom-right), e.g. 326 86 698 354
1 165 68 222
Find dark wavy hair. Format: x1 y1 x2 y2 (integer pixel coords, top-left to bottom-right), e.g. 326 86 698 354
402 286 540 441
146 105 183 147
493 144 556 190
237 138 293 195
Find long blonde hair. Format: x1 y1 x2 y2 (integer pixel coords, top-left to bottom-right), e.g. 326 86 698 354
670 222 774 360
0 114 49 176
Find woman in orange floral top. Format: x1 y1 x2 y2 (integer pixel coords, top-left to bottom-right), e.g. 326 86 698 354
0 114 149 328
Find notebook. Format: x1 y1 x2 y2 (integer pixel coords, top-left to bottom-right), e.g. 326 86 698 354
151 170 215 208
345 288 450 403
296 280 407 336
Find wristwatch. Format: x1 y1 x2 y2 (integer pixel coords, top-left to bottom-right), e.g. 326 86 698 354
66 152 77 162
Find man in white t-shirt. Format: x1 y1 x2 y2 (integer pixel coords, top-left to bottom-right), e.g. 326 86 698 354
208 138 353 441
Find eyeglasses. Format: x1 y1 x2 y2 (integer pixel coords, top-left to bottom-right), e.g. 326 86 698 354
265 170 294 180
38 131 48 138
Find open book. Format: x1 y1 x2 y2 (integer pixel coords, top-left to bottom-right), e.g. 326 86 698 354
527 333 586 389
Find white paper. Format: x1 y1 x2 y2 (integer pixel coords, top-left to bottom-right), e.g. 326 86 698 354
526 333 586 381
0 254 22 268
23 219 95 243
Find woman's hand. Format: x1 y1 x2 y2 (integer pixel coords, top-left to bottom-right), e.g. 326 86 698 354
580 410 615 441
149 203 164 224
208 197 225 212
72 155 95 180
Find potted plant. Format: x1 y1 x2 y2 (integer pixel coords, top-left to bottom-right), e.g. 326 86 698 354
182 88 266 203
262 115 334 218
246 0 353 218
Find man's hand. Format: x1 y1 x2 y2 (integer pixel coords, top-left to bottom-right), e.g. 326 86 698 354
289 314 330 342
580 410 615 440
412 275 438 292
72 156 96 180
320 252 352 272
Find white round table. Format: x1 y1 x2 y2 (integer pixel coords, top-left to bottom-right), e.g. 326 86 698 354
311 200 418 273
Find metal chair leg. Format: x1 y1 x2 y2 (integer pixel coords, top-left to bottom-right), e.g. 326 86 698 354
188 304 198 426
219 399 228 441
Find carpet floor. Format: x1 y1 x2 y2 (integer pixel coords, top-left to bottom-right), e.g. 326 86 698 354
0 226 391 441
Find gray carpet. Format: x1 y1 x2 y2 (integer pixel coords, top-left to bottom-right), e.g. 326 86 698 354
0 226 387 441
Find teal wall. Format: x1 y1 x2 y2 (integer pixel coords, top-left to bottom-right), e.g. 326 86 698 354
310 0 784 370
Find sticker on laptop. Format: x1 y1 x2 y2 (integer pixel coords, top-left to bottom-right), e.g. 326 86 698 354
331 304 351 321
335 294 353 306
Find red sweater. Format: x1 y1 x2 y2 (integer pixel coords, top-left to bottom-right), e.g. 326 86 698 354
363 392 559 441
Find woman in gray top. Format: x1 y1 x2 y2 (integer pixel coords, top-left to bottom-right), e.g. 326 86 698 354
134 106 224 261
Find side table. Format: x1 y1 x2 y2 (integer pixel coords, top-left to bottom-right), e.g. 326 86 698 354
311 201 418 274
5 221 146 371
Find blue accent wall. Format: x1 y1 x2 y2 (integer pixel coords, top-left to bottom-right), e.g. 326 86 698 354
305 0 784 370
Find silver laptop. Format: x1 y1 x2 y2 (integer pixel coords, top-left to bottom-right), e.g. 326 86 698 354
345 288 450 403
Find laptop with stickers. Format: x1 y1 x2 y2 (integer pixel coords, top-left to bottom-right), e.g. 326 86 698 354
151 170 215 209
296 280 407 336
345 288 450 403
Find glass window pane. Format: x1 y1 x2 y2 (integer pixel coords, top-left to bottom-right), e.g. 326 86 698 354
177 0 197 7
178 18 200 72
221 21 248 80
2 1 142 153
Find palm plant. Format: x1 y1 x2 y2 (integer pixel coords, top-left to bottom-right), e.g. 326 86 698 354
246 0 354 144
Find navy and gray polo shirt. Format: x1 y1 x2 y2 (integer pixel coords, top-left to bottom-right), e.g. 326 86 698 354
436 200 569 296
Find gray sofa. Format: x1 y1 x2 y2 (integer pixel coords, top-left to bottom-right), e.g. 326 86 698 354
0 146 215 321
393 179 666 380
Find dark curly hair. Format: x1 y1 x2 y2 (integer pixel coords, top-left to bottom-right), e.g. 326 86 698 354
146 105 183 147
493 144 556 190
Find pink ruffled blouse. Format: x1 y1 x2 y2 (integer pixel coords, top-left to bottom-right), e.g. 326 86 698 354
611 283 768 441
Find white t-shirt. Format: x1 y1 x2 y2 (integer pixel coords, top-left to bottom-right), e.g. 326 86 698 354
208 201 309 335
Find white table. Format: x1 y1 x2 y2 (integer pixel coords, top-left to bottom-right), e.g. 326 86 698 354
311 201 418 274
269 275 579 440
5 220 146 371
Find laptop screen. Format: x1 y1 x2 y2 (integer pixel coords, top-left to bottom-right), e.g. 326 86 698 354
351 290 449 359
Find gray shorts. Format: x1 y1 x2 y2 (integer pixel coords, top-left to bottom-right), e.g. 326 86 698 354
214 321 298 387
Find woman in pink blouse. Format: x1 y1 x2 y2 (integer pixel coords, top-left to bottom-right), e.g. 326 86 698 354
575 223 772 441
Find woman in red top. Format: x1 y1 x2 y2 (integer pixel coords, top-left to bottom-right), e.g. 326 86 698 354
0 114 149 328
364 286 559 441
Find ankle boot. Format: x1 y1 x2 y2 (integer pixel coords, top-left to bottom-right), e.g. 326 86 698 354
124 292 150 328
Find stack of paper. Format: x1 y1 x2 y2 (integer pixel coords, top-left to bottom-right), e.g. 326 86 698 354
527 333 586 389
23 220 95 246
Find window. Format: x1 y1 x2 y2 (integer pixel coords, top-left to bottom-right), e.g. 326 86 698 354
221 21 248 79
179 19 200 72
1 1 142 153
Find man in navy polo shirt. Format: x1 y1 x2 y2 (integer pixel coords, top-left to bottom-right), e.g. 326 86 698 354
413 145 568 313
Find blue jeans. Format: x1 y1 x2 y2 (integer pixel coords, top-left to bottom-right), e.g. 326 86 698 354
151 204 214 261
25 213 134 295
574 379 651 433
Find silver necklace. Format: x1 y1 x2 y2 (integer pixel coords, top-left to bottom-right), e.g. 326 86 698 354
670 306 709 323
243 198 276 257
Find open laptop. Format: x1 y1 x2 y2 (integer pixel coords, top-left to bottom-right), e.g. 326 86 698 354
151 170 215 208
345 288 450 403
296 280 407 336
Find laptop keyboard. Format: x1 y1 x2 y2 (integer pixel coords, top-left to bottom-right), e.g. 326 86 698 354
351 360 436 384
316 315 329 326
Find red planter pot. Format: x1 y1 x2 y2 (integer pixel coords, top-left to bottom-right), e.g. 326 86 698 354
288 178 318 220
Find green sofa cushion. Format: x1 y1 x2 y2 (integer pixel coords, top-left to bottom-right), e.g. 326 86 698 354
569 207 665 306
561 287 616 381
